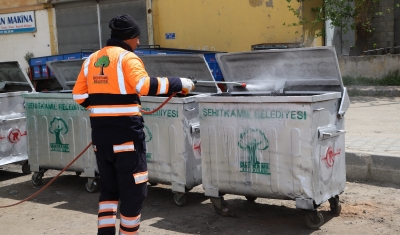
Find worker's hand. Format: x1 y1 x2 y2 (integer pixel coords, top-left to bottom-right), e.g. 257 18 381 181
180 78 195 95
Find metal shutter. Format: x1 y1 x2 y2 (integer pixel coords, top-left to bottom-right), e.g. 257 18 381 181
54 0 148 54
100 0 148 48
55 1 99 54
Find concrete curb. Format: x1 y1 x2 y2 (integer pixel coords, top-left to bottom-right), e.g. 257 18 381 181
346 150 400 185
347 86 400 97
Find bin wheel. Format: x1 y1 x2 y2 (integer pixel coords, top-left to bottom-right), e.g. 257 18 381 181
22 161 31 174
31 172 43 186
173 193 187 206
329 196 342 216
305 211 324 230
75 172 82 176
245 196 257 202
85 178 99 193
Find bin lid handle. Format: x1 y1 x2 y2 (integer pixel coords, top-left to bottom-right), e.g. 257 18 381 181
338 87 350 118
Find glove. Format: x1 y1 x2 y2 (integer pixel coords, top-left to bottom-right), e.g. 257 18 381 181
180 78 195 95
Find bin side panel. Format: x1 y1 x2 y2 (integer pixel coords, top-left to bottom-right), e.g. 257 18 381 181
200 101 315 200
26 115 38 169
182 102 202 190
24 95 96 173
142 102 187 190
0 121 28 166
0 93 28 166
311 99 346 205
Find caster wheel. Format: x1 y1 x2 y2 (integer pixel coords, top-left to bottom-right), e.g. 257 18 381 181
85 178 99 193
22 161 31 174
75 172 82 176
245 196 257 202
329 196 342 216
305 211 324 230
173 193 187 206
31 172 43 186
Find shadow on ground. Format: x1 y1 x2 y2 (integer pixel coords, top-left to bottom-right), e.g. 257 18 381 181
0 165 347 234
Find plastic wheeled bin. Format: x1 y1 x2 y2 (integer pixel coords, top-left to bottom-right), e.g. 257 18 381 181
0 61 35 173
23 59 99 193
196 46 350 229
138 54 219 205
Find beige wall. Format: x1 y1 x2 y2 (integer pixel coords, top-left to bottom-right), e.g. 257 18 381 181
302 0 324 48
152 0 323 52
0 0 50 14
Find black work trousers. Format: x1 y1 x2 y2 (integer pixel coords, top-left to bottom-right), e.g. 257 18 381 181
94 139 148 235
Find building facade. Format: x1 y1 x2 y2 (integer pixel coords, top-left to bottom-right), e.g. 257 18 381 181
0 0 55 69
0 0 323 70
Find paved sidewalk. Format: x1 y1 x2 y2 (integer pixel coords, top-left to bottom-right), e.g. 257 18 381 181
346 137 400 156
344 96 400 184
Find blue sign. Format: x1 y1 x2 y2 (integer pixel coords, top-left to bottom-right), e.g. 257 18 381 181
165 33 176 40
0 11 36 35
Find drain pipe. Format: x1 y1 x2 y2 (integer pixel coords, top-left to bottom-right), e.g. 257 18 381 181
146 0 155 45
96 0 102 48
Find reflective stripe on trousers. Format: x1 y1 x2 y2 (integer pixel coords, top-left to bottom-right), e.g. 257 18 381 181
119 213 141 234
98 201 118 229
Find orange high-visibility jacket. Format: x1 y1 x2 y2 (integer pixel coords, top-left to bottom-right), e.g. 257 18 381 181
72 46 182 145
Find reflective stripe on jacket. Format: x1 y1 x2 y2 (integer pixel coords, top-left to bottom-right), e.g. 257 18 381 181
73 46 182 116
72 46 182 144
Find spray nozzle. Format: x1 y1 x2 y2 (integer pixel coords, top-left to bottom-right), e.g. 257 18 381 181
188 76 197 84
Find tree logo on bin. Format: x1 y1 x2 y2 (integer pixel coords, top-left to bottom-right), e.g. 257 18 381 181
238 128 270 175
49 117 70 153
144 124 152 160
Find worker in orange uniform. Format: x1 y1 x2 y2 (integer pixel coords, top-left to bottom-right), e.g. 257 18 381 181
72 14 194 235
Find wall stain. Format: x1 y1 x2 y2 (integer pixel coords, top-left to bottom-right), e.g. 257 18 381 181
249 0 263 7
265 0 273 8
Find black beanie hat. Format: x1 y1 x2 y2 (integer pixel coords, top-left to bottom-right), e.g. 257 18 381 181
109 14 141 40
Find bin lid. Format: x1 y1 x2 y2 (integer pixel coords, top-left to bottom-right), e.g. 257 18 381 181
0 61 34 92
216 46 344 94
48 54 219 93
47 59 84 90
139 54 219 94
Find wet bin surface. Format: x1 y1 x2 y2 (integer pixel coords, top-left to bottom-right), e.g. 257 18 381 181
196 46 350 228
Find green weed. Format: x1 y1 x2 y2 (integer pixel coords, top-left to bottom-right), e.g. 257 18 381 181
343 70 400 86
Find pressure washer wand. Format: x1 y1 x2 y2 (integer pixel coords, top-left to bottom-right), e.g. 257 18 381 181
192 80 247 88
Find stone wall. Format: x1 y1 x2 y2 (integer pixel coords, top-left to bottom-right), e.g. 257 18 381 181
338 54 400 78
368 0 395 49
